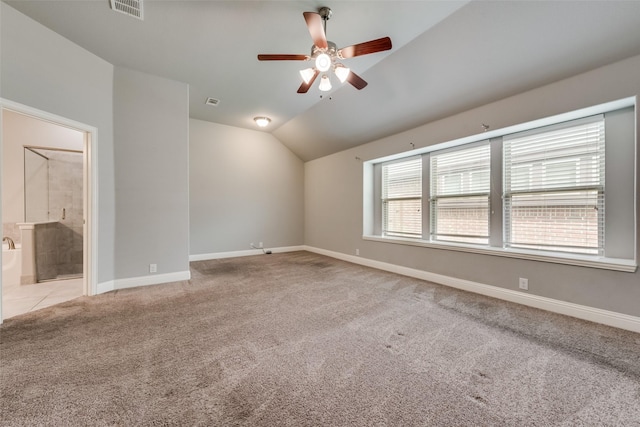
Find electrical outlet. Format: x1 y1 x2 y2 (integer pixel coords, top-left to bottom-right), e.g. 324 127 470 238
259 242 263 248
356 249 360 256
149 263 157 273
519 277 528 290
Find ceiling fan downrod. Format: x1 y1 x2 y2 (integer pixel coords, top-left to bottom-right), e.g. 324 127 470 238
319 6 332 34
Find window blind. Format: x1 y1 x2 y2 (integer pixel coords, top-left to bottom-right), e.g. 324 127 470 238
503 116 605 254
430 143 490 244
382 157 422 238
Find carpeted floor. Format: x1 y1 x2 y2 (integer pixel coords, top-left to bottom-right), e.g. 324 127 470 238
1 251 639 426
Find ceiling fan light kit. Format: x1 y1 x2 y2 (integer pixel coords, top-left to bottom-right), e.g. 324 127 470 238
258 6 392 94
318 75 332 92
315 52 332 72
334 64 350 83
299 67 316 84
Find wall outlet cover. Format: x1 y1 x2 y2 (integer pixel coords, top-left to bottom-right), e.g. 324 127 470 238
519 277 528 290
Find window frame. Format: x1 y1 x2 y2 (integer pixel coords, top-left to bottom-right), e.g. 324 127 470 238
363 97 637 273
503 116 606 256
380 156 423 239
429 141 491 245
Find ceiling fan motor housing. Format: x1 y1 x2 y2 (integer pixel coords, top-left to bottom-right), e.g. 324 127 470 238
311 41 338 59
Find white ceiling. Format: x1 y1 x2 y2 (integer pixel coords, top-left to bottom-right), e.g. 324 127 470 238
6 0 640 161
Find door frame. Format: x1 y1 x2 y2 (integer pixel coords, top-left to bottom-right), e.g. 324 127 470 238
0 98 98 323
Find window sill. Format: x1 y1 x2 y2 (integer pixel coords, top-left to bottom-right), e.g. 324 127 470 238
362 235 637 273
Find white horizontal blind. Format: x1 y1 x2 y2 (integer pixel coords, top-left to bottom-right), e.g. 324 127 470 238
430 143 490 244
382 157 422 238
503 116 605 254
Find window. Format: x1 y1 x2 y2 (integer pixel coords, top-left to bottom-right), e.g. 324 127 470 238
365 99 635 271
381 157 422 238
430 143 490 244
503 117 605 255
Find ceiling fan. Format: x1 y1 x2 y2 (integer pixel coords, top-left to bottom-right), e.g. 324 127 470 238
257 6 392 94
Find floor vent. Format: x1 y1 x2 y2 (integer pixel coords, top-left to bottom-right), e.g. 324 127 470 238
205 97 221 107
109 0 144 20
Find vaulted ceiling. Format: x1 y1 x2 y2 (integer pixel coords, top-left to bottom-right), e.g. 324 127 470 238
7 0 640 161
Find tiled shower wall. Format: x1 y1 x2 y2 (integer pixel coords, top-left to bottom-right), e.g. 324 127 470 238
34 222 58 281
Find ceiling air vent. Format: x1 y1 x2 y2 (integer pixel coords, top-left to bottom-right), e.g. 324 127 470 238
205 97 221 107
109 0 144 21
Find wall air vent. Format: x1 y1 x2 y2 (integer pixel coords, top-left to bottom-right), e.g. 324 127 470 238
109 0 144 21
205 97 221 107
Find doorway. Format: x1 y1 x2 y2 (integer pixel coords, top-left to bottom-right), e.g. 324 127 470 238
0 100 96 322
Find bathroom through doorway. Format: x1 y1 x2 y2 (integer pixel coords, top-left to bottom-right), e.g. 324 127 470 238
1 101 96 322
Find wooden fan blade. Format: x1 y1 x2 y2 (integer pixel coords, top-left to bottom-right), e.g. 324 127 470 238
303 12 328 49
297 69 320 94
347 71 368 90
257 54 309 61
338 37 392 59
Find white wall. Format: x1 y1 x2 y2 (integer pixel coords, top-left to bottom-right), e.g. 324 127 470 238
1 2 115 285
305 54 640 318
189 119 304 255
113 66 190 280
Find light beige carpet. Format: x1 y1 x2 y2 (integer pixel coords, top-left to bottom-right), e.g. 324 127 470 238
1 251 639 426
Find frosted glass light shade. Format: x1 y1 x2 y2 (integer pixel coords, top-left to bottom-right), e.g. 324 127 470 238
254 117 271 127
299 68 316 84
318 75 332 92
334 65 350 83
315 53 331 72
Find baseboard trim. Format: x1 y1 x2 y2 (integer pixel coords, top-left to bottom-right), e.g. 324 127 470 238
97 247 309 294
112 270 191 291
96 280 115 295
189 246 305 262
303 246 640 333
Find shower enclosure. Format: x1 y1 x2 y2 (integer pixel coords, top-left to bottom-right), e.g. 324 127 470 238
23 146 83 281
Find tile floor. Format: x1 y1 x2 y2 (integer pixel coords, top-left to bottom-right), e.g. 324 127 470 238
2 277 83 319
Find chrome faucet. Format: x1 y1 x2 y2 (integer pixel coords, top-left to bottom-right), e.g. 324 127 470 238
3 236 15 250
